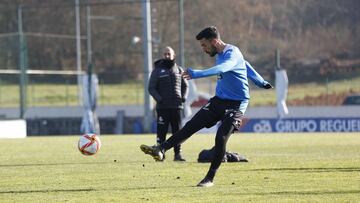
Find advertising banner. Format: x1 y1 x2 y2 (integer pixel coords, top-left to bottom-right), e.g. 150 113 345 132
240 118 360 133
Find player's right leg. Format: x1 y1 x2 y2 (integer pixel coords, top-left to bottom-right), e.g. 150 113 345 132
161 106 219 151
140 105 219 161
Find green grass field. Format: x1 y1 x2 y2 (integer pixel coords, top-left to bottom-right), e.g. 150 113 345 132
0 133 359 202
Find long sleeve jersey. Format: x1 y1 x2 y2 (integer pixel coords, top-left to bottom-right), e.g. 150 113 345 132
187 44 268 101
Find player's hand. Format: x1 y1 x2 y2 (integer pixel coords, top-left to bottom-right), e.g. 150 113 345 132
263 82 273 89
182 69 192 80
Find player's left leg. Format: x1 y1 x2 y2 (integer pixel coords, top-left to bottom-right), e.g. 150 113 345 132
197 110 243 187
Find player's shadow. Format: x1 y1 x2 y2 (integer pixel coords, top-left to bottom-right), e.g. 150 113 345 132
248 166 360 173
0 186 187 194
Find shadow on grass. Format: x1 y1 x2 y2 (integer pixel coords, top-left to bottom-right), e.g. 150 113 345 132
248 189 360 196
248 167 360 173
0 188 95 194
0 186 188 194
0 160 190 168
2 187 360 196
0 162 112 167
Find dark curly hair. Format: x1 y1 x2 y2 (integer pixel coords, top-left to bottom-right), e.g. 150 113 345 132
196 26 220 40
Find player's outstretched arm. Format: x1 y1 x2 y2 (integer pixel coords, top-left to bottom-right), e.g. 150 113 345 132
246 61 273 89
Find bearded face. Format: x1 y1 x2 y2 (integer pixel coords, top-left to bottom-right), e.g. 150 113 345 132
199 38 218 57
207 44 217 57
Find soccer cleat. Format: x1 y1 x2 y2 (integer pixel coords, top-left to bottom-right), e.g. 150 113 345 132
197 177 214 187
140 144 164 161
174 154 186 162
155 153 166 162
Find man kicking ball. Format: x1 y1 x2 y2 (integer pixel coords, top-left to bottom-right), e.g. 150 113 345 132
140 26 273 187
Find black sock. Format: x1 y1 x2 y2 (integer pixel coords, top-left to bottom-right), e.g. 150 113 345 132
158 145 166 154
205 168 217 181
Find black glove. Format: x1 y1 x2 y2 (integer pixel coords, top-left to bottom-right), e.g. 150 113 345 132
263 82 273 89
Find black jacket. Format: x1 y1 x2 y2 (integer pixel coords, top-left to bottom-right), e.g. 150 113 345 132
148 59 188 109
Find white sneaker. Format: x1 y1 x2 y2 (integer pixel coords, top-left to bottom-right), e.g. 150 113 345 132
197 177 214 187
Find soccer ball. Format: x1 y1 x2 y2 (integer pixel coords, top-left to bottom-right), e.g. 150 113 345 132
78 133 101 156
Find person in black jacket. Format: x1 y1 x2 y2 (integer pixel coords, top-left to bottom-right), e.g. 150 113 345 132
148 46 188 161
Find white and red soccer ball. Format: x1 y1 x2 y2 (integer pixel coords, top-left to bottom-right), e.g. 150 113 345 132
78 133 101 156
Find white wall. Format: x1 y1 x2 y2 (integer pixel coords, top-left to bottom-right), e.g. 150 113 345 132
0 105 359 119
0 119 27 138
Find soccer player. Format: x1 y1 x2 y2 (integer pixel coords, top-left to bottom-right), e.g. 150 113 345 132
140 26 273 187
148 46 188 161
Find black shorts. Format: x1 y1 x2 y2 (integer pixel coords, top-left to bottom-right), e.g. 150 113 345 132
192 96 244 130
